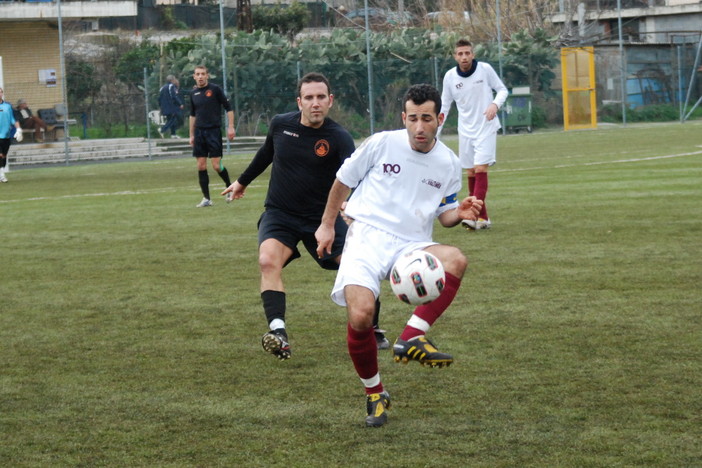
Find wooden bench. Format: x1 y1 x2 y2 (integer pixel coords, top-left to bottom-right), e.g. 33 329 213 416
37 105 77 140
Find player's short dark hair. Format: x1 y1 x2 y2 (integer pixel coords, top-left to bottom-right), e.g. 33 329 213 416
194 64 208 73
456 39 473 49
403 84 441 115
297 72 331 97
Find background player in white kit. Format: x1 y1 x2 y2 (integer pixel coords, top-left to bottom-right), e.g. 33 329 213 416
439 39 508 230
315 84 483 427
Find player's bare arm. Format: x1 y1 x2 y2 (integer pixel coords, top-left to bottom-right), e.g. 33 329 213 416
221 180 246 199
315 179 352 257
189 115 196 146
226 110 236 140
438 196 483 227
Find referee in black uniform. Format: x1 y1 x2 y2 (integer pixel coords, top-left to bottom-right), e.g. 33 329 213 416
189 65 235 207
222 72 388 360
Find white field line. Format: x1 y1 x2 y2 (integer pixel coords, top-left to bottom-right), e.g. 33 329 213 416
3 149 701 204
0 184 267 204
495 149 702 173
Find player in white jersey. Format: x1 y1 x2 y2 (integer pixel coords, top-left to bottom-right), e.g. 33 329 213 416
315 84 483 427
439 39 508 230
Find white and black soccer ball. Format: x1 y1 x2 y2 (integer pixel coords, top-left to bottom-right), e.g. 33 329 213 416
389 250 445 305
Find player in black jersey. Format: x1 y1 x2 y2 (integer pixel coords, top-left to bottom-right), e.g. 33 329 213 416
222 72 387 360
189 65 235 208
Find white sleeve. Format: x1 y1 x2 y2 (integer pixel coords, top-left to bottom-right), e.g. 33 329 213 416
438 70 454 137
485 64 509 108
336 133 383 189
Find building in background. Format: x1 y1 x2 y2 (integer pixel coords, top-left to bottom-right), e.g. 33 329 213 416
0 1 137 111
550 0 702 108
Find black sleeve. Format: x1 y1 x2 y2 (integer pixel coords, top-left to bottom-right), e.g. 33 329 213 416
338 130 356 162
237 118 277 186
216 85 232 113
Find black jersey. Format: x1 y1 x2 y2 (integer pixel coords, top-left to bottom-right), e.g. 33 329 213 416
189 83 231 129
238 111 355 219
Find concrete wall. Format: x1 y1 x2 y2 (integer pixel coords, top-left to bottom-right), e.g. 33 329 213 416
0 22 63 111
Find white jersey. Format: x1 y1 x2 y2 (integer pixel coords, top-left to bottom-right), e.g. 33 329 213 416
337 129 462 242
440 62 509 138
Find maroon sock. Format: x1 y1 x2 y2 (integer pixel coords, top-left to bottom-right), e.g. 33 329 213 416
467 175 475 196
399 272 462 341
347 323 382 395
473 172 489 219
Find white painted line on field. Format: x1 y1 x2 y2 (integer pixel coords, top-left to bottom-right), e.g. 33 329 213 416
0 184 267 204
496 150 702 173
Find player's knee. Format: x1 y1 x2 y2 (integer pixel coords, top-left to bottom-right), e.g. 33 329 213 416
348 307 375 330
258 252 282 274
443 248 468 277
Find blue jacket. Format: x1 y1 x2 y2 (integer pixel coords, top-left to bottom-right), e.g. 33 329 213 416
0 100 17 139
158 82 183 116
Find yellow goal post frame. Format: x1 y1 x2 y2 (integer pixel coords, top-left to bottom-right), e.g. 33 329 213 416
561 47 597 131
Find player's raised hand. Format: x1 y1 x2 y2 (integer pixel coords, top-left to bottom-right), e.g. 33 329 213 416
221 181 246 200
458 196 483 221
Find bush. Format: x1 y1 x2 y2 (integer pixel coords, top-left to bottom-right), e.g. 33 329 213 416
531 105 547 129
599 103 694 123
252 2 309 42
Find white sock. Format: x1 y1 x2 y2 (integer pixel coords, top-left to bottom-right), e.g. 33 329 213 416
269 319 285 331
407 315 430 334
360 373 381 389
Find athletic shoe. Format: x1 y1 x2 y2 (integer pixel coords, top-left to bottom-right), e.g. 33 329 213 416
0 175 7 183
365 391 391 427
171 134 181 139
476 218 491 230
461 219 477 230
393 336 453 368
374 327 390 350
261 329 291 360
196 198 213 208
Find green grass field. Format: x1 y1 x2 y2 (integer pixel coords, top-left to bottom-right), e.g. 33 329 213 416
2 121 701 467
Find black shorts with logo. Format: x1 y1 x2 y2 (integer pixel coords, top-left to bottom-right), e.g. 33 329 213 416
258 207 349 270
193 127 223 158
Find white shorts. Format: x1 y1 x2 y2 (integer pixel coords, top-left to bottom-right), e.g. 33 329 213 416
331 222 436 306
458 131 497 169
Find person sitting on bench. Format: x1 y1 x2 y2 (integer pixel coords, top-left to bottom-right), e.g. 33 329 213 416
15 99 54 142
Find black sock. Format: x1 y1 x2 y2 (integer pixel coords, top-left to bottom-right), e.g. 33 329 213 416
198 170 210 199
262 290 286 326
0 157 6 169
218 167 232 187
373 298 381 329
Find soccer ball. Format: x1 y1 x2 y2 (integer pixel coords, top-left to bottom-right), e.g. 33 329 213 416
389 250 445 305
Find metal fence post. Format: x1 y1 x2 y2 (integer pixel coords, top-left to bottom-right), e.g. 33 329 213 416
144 67 153 161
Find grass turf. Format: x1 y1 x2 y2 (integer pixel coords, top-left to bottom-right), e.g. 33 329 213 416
1 121 701 467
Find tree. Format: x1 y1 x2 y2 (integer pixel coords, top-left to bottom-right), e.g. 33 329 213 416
237 0 253 33
115 43 159 89
66 56 101 108
252 2 310 43
471 28 557 94
467 0 559 43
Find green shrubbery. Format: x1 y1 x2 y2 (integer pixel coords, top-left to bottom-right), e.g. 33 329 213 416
600 103 702 123
68 27 565 137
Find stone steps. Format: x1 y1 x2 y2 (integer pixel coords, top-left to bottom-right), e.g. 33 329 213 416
9 136 266 166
